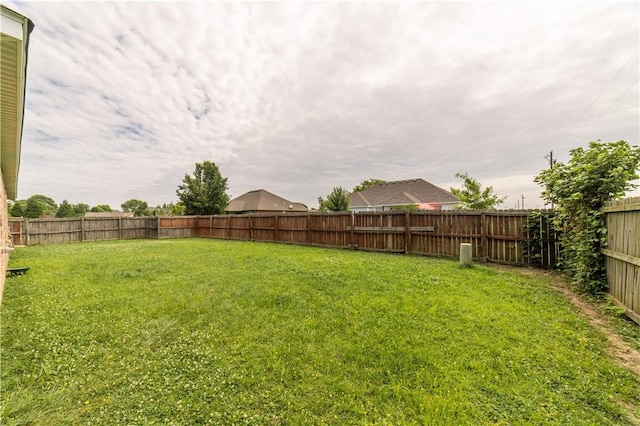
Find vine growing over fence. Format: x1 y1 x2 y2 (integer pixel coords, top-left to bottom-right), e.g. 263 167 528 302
534 140 640 294
523 210 558 268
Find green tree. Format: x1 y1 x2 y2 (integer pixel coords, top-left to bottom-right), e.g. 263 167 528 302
121 199 149 216
534 140 640 294
352 179 386 193
30 195 57 214
24 195 57 218
10 200 26 217
450 173 506 210
56 200 75 218
152 202 185 216
73 203 90 217
176 161 230 215
171 202 186 216
318 187 350 212
25 198 44 218
90 205 113 213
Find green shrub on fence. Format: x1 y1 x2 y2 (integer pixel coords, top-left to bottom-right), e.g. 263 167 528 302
523 210 559 268
534 140 640 294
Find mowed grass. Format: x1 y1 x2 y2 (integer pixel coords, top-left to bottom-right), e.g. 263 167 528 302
1 239 639 425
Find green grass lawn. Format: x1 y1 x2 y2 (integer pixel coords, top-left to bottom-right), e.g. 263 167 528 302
1 238 639 425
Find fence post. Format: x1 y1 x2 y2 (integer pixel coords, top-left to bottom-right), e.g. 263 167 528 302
386 213 393 251
209 216 213 237
274 214 279 243
227 215 231 239
24 218 29 246
405 211 411 254
307 212 311 245
481 212 487 261
119 217 123 240
351 212 357 249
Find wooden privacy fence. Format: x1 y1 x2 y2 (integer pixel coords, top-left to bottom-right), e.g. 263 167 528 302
602 197 640 324
9 211 557 267
188 210 557 267
9 217 158 245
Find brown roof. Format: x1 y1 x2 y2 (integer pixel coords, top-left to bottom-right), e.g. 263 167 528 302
226 189 308 213
349 178 459 208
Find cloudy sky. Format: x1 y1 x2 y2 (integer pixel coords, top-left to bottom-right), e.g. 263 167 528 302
7 1 640 210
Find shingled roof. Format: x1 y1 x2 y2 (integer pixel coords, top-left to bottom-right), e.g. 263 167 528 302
226 189 308 213
349 178 458 209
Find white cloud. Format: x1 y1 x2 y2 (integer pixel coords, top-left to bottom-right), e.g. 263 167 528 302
7 1 638 210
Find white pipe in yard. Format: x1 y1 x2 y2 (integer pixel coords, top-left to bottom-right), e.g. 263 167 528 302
460 243 472 267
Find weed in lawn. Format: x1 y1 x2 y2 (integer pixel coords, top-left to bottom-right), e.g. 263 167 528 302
1 239 639 425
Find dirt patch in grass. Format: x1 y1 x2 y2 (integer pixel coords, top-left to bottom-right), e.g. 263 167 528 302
550 280 640 378
500 266 640 379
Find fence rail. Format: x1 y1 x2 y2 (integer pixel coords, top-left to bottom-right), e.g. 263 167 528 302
9 210 557 267
10 217 155 245
158 211 557 267
602 197 640 324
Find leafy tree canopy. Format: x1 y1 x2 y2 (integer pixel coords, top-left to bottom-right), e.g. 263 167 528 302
90 205 113 213
56 200 75 218
176 161 230 215
171 202 187 216
10 200 26 217
318 187 350 212
534 140 640 294
121 199 150 216
352 179 386 193
450 173 506 210
73 203 90 216
24 194 57 218
152 202 186 216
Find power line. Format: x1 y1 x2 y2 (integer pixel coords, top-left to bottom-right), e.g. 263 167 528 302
594 77 639 119
561 47 639 143
580 48 639 118
577 77 639 141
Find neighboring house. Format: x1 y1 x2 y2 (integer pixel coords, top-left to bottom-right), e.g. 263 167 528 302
226 189 308 214
1 5 34 304
84 211 135 219
349 178 459 212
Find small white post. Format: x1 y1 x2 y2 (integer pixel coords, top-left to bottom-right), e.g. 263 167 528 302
460 243 472 267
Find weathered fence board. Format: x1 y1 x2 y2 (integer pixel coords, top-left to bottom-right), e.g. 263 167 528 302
353 211 406 253
603 197 640 324
9 211 557 268
10 217 151 245
158 217 195 239
183 210 556 267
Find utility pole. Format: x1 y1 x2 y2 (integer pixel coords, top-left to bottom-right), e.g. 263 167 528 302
521 194 525 210
544 150 556 169
544 150 556 209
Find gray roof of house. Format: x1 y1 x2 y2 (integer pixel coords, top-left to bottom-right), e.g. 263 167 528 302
226 189 308 213
349 178 459 207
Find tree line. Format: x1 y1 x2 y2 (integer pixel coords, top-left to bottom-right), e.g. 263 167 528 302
3 161 530 219
8 196 186 219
